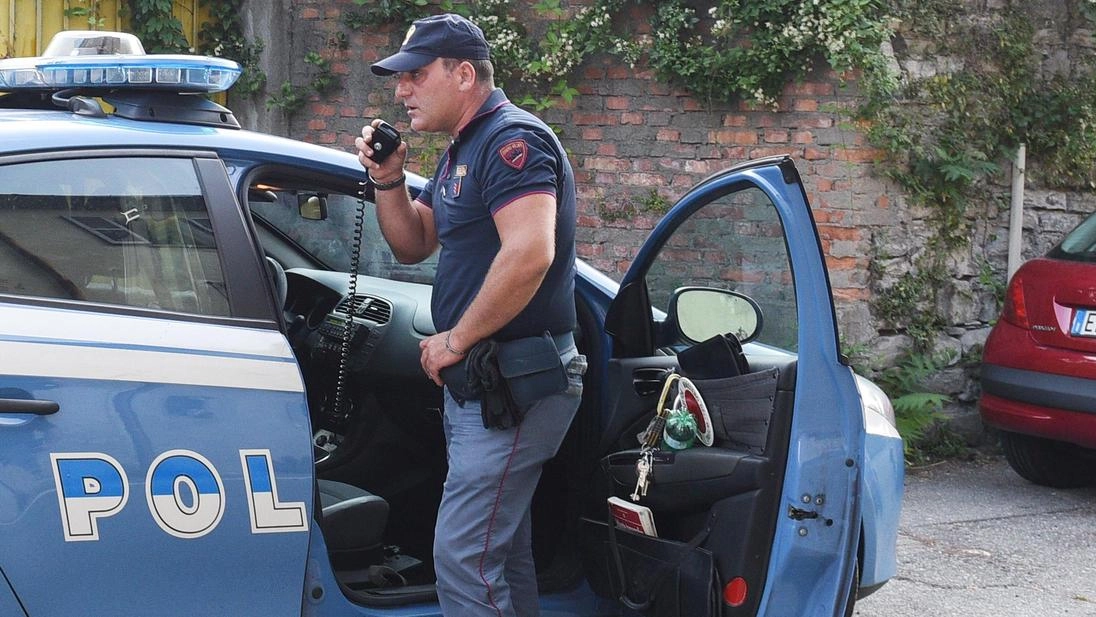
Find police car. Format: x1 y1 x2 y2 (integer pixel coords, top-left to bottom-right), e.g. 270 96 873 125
0 31 902 617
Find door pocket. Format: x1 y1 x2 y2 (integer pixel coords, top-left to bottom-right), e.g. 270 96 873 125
580 517 719 617
691 367 779 454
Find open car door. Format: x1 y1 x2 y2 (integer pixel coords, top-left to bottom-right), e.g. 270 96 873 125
581 156 864 617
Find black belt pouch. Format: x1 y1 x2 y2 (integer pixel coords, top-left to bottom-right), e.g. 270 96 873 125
497 332 567 408
441 359 481 404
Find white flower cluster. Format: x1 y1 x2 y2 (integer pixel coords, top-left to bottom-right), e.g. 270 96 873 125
679 33 704 51
706 6 733 37
539 31 578 77
586 9 611 31
775 1 854 60
492 26 523 57
474 8 526 67
751 87 777 109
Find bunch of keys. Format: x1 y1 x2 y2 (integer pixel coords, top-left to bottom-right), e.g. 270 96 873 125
631 448 654 501
636 414 666 448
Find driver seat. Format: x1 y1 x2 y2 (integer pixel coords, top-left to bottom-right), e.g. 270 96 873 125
317 479 390 570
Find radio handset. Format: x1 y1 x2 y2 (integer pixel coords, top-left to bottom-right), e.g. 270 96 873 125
369 121 401 164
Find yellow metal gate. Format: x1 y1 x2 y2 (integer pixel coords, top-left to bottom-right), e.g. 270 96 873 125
0 0 209 58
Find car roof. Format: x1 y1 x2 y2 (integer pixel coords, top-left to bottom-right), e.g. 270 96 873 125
0 104 364 177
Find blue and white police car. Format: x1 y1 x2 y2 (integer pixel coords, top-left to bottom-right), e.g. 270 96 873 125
0 31 902 617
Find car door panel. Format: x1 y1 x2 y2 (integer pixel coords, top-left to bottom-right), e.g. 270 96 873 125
595 362 795 617
741 164 861 617
0 571 24 617
601 364 793 506
598 357 679 454
0 306 312 615
603 449 766 511
587 157 861 617
0 153 314 616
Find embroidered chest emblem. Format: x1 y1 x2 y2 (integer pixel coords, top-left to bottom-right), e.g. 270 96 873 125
450 164 467 198
498 139 529 170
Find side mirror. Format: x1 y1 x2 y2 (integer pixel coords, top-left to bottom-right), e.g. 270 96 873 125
298 193 328 220
668 287 763 344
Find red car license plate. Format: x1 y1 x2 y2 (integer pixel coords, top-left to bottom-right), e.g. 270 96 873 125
1070 308 1096 337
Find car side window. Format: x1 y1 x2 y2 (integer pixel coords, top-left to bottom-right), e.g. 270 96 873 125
645 186 798 351
249 189 438 285
0 156 230 316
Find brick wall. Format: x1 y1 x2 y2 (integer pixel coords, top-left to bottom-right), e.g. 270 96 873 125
239 0 1093 440
256 1 898 341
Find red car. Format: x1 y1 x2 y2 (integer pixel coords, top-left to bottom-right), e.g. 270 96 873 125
980 214 1096 487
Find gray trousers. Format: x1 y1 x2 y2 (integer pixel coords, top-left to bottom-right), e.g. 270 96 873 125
434 349 583 617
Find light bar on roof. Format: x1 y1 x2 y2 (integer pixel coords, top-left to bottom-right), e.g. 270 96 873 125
44 30 146 57
0 30 241 93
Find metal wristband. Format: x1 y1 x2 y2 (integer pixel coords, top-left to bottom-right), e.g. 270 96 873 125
370 172 406 191
445 331 467 356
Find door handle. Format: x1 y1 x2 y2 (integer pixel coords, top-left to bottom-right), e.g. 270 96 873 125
0 398 60 415
632 367 672 397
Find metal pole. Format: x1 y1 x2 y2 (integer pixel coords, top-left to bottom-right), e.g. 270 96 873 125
1007 144 1026 281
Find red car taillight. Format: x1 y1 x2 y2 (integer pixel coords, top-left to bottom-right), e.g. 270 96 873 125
1001 274 1030 329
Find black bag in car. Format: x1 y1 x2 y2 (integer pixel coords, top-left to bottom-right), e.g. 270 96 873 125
677 332 749 380
579 517 720 617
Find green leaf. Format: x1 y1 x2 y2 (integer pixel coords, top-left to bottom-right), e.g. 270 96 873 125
892 392 948 416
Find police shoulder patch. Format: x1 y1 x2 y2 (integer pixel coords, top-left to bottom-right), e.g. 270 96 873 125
498 139 529 170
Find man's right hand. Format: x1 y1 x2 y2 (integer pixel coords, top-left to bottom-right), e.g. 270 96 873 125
356 119 407 182
356 119 438 264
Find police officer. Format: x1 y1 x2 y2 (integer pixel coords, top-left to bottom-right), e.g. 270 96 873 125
355 13 582 617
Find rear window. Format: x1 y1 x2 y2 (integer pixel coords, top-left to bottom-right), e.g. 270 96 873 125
0 156 230 316
1050 211 1096 263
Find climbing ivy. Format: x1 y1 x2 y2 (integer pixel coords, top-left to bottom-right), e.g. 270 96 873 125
346 0 889 111
63 0 106 29
860 0 1096 351
126 0 189 53
642 0 891 108
197 0 266 97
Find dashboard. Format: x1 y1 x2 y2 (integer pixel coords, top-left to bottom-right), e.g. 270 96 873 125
282 267 442 460
285 267 436 377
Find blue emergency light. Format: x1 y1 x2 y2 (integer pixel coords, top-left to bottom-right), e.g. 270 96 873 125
0 30 241 93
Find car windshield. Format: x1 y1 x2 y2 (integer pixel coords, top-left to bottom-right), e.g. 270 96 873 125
249 187 438 284
1050 211 1096 262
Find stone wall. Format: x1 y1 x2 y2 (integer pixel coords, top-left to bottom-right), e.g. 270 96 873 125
236 0 1095 443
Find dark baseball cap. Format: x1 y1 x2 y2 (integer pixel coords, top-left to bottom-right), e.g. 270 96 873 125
371 14 491 76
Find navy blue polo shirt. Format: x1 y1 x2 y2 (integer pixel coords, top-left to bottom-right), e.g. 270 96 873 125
415 89 577 341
